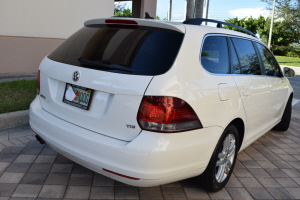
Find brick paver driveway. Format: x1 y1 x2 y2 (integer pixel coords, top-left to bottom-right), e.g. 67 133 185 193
0 118 300 199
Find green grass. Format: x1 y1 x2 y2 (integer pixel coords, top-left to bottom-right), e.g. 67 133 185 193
0 80 37 114
275 56 300 67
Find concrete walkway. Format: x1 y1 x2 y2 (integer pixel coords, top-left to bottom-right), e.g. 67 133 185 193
0 104 299 199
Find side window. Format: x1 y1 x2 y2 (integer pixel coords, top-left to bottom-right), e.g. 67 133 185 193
255 43 281 77
201 36 229 74
228 38 241 74
231 38 261 75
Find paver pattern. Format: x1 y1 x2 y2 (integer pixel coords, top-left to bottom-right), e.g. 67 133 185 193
0 117 300 199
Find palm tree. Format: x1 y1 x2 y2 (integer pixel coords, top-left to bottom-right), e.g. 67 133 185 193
195 0 204 18
186 0 195 20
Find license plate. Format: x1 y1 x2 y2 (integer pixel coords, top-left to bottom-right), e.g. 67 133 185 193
63 83 93 110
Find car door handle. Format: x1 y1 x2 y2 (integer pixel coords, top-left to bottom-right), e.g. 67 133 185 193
271 88 276 92
243 91 252 96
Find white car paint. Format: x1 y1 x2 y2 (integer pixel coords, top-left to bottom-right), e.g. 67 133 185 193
29 18 294 187
38 58 153 141
30 96 224 186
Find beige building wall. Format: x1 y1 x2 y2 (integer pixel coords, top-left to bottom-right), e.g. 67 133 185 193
0 36 64 74
0 0 114 39
0 0 114 74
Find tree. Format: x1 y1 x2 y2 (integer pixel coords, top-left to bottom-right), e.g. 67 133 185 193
186 0 195 20
261 0 300 44
155 16 168 20
224 17 258 34
256 16 295 46
114 2 125 14
185 0 205 19
114 3 132 17
224 16 295 47
195 0 204 18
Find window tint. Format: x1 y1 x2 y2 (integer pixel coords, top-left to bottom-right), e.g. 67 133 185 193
231 38 261 75
228 38 241 74
255 43 281 77
48 26 184 76
201 36 229 74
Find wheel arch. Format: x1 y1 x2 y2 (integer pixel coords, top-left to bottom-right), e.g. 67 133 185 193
229 118 245 152
289 92 293 100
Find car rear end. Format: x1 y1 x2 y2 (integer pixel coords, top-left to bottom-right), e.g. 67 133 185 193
29 18 223 186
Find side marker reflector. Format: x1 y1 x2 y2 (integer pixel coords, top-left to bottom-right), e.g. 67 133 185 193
103 168 140 180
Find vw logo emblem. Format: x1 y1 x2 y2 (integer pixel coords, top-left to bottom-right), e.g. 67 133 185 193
73 71 80 82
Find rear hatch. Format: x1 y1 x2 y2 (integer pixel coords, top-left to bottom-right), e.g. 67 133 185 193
39 18 185 141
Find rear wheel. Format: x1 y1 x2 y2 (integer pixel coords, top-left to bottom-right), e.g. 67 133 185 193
198 124 239 192
273 97 292 131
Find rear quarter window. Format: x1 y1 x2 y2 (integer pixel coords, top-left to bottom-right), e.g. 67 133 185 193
200 36 230 74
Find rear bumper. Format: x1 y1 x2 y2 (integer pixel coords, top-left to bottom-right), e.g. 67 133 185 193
29 96 224 187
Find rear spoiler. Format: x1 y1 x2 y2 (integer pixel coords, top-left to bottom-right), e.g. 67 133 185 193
84 18 185 34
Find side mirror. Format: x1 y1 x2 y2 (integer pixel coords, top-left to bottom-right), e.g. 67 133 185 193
283 67 295 77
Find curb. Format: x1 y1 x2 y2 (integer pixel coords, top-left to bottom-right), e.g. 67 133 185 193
0 73 36 83
0 110 29 131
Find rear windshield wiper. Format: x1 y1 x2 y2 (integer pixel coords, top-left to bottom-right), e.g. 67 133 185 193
78 57 132 72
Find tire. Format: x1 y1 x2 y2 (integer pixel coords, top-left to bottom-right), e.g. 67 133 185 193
273 97 292 131
198 124 239 192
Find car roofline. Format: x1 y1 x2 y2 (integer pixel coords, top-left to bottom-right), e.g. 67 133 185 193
84 17 186 34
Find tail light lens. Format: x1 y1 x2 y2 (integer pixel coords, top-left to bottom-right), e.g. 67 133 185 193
105 19 138 25
36 70 40 94
137 96 202 133
105 19 139 29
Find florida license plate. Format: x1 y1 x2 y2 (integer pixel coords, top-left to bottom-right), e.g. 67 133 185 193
63 83 93 110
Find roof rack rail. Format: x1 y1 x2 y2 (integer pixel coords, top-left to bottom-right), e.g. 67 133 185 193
183 18 257 38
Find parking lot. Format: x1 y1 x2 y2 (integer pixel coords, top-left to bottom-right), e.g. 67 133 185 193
289 76 300 100
0 76 299 199
0 109 299 200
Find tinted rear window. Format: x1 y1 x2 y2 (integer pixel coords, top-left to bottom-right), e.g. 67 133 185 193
48 26 184 76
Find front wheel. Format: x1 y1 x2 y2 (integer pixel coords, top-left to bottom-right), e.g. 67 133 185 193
198 124 239 192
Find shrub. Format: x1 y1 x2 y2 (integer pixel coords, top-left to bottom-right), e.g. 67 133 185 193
286 50 300 58
272 46 294 56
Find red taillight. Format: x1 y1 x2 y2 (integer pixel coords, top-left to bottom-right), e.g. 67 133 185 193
105 19 138 25
137 96 202 133
36 70 40 94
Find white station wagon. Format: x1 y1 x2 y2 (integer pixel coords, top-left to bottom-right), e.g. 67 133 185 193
30 17 295 192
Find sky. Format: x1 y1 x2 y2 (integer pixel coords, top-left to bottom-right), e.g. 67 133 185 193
118 0 272 22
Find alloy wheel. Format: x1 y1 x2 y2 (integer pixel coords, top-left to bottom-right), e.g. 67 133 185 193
215 134 236 183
